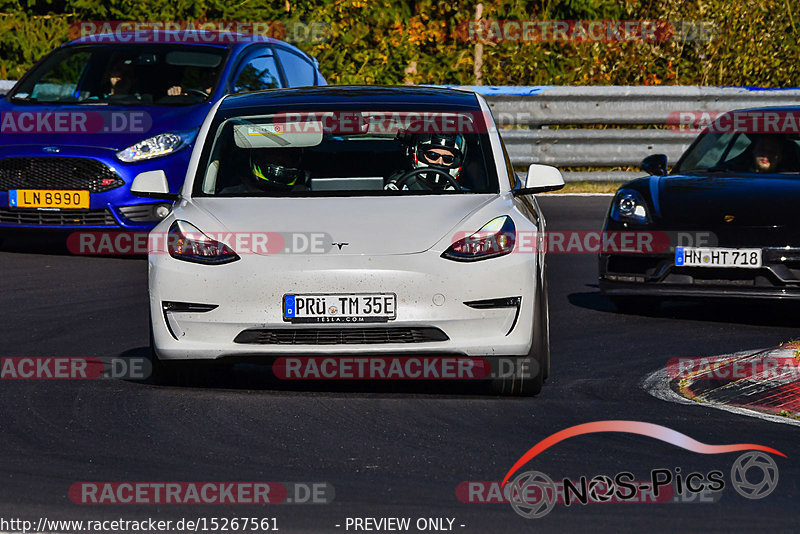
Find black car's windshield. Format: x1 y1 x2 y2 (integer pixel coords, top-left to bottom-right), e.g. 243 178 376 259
674 132 800 174
8 44 225 105
196 111 499 196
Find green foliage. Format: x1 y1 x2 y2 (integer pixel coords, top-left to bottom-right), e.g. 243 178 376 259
0 0 797 87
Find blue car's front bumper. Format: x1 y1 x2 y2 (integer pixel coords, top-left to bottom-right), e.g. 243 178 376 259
0 145 191 231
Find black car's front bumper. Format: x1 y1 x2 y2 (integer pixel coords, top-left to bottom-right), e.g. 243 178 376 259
599 247 800 300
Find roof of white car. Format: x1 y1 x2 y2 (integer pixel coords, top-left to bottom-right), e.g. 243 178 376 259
219 85 482 112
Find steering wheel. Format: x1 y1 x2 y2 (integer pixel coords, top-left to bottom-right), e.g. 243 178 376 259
390 167 463 192
183 88 209 98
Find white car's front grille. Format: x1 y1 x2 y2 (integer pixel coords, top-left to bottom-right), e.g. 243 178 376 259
233 327 449 345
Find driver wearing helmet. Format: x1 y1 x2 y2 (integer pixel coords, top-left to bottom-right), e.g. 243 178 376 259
384 133 467 191
248 149 309 192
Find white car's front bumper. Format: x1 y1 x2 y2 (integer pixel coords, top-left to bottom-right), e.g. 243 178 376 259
149 249 538 361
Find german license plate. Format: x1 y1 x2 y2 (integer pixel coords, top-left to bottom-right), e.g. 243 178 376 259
675 247 762 268
9 189 89 209
283 293 397 323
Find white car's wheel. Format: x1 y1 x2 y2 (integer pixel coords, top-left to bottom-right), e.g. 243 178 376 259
149 319 174 385
489 285 546 396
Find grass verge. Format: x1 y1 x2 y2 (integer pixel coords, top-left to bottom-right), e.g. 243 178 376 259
540 181 623 194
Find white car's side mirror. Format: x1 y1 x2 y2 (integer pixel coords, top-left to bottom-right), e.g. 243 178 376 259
130 170 178 200
515 164 565 195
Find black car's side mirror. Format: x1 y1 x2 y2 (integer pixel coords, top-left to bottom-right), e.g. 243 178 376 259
641 154 668 176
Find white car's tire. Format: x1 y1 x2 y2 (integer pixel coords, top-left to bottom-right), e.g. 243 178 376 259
489 283 547 396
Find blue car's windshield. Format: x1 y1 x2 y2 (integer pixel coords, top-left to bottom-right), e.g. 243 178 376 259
8 44 225 106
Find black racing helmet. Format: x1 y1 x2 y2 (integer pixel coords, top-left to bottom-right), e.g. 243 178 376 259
248 149 307 191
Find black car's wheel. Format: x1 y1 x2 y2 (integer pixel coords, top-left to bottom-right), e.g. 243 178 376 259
610 296 661 314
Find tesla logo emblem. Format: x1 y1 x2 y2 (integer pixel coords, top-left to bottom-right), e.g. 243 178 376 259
724 215 735 223
332 242 349 250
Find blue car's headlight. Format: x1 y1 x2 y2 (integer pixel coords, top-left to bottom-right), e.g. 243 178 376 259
610 189 651 224
116 129 198 163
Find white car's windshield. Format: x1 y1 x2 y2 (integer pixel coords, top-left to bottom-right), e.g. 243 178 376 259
196 111 499 196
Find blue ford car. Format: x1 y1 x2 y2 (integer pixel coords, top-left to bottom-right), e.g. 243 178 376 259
0 30 326 231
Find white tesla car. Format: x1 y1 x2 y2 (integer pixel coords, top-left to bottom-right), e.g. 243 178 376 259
132 86 564 395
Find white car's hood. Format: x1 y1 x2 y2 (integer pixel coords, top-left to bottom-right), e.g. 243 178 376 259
181 195 500 255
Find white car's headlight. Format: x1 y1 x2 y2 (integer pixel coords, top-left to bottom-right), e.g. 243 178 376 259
442 216 516 262
116 130 198 162
610 188 651 224
168 220 239 265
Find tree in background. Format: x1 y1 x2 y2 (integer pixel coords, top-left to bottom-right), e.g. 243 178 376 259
0 0 796 86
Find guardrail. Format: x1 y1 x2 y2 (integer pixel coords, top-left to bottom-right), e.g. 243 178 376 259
478 86 800 181
3 81 800 182
472 86 800 182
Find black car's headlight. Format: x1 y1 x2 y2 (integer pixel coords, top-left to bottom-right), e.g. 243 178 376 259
116 129 198 162
610 189 651 224
167 220 239 265
442 216 516 262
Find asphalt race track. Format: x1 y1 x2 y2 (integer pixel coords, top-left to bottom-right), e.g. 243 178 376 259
1 196 798 533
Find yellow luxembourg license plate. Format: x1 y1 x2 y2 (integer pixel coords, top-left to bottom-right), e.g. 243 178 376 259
9 189 89 209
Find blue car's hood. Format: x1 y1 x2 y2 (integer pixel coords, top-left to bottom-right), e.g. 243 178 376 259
0 100 212 151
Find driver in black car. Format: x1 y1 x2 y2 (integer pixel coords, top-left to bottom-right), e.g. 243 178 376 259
384 133 467 191
725 134 796 173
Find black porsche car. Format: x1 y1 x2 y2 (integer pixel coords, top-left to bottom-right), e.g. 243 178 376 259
599 109 800 312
